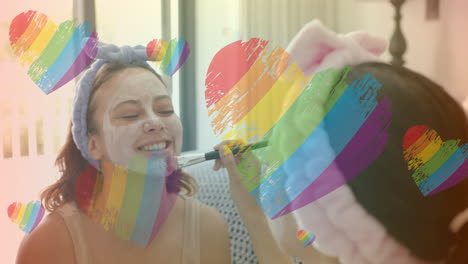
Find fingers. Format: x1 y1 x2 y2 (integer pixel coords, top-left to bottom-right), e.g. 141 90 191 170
212 140 243 172
213 140 234 150
214 141 235 157
213 158 227 171
212 141 230 172
220 144 236 166
212 139 260 176
213 159 221 171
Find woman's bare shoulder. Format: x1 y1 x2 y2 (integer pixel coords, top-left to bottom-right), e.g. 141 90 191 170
16 211 76 264
197 201 231 263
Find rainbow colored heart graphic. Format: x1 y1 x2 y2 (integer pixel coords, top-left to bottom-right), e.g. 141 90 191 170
146 38 190 76
9 10 98 94
205 38 392 219
403 125 468 196
75 153 178 247
7 201 45 234
297 230 315 246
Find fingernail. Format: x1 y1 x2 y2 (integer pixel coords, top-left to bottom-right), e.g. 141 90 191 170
222 145 231 156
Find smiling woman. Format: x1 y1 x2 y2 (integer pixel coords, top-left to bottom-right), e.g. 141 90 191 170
15 39 295 263
15 51 230 263
86 64 183 168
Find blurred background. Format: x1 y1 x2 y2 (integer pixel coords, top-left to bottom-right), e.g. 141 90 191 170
1 0 467 263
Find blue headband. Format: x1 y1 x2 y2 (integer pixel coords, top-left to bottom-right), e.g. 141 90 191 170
71 41 168 167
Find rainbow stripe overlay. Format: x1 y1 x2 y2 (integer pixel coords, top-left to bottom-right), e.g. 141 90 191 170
146 38 190 76
205 38 392 219
9 10 98 94
297 230 315 246
75 153 177 247
403 125 468 196
7 201 45 234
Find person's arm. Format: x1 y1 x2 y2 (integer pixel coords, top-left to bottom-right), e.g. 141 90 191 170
240 206 296 263
16 213 76 264
199 204 231 263
213 140 295 264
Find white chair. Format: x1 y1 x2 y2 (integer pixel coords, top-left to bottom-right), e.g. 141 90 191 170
185 160 304 264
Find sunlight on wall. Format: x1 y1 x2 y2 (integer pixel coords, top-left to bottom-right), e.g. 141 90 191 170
335 0 468 103
0 2 73 263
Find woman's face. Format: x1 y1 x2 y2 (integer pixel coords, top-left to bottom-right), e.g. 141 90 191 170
88 67 183 167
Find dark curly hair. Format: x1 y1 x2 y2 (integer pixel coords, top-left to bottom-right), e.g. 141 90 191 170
341 62 468 263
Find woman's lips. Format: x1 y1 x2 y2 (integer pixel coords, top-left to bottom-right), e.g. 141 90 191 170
136 140 174 157
136 140 170 151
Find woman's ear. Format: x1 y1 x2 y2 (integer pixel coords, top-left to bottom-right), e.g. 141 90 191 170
88 134 104 161
286 20 343 76
462 98 468 117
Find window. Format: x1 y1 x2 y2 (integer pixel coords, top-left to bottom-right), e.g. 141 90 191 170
94 0 181 115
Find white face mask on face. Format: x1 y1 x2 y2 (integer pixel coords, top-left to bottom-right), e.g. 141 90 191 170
81 67 183 247
94 67 183 167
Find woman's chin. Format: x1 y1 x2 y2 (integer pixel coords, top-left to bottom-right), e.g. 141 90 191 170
106 147 177 169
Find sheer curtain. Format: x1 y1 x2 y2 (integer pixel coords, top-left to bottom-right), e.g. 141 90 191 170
235 0 337 142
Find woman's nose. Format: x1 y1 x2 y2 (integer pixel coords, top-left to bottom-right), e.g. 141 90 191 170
143 119 164 133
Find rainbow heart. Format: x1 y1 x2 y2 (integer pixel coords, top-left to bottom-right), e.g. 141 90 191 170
297 230 315 246
7 201 45 233
146 38 190 76
75 153 178 247
205 38 392 219
9 10 98 94
403 125 468 196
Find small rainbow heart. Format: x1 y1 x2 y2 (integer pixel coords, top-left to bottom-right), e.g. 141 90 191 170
297 229 315 246
7 201 45 234
146 38 190 76
9 10 98 94
403 125 468 196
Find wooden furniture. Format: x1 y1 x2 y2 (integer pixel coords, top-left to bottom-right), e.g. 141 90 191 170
389 0 407 67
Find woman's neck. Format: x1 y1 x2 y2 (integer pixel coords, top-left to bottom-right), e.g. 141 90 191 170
84 159 179 247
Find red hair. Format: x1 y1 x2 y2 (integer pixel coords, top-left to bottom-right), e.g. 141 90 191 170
41 62 197 212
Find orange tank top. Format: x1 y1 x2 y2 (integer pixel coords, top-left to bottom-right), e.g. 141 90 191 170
56 196 201 264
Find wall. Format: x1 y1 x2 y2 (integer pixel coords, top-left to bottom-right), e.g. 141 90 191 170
193 0 240 152
335 0 468 103
192 0 336 152
1 2 73 263
192 0 468 152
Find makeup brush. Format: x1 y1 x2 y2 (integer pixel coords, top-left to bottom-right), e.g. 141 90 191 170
176 141 268 169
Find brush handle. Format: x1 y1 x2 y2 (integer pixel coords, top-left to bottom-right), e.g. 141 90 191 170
204 141 268 160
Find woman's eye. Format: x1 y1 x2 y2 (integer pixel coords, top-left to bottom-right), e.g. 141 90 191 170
159 110 174 115
121 114 139 119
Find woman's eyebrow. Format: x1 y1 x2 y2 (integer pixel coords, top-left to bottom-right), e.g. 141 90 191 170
153 95 171 102
113 99 141 111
